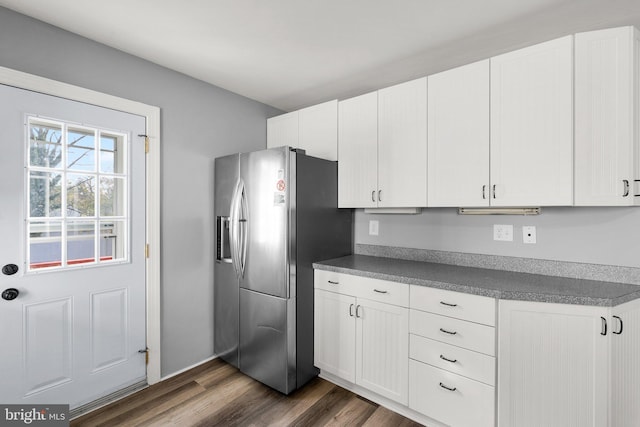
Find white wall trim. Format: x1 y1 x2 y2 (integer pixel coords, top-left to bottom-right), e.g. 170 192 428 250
160 355 218 382
0 66 162 384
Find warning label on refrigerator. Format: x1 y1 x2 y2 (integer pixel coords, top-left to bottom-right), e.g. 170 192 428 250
274 192 285 206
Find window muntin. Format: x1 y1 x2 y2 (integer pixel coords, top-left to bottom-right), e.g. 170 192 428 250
26 117 129 271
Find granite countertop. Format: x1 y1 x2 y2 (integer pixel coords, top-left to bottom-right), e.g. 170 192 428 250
313 255 640 307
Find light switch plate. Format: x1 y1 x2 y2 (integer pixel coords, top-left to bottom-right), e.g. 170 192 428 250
494 224 513 241
369 220 379 236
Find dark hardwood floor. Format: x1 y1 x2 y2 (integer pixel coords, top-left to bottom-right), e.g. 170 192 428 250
71 358 424 426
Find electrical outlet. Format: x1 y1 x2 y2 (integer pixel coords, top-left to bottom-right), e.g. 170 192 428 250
494 224 513 241
369 220 379 236
523 226 537 244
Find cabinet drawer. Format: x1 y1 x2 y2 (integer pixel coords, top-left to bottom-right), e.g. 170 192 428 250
314 270 409 307
410 285 496 326
410 309 495 356
409 360 495 427
314 269 346 293
410 334 495 386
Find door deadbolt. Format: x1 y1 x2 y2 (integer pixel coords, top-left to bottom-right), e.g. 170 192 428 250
2 264 19 276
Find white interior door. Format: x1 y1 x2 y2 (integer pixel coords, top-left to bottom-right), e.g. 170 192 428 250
0 84 146 409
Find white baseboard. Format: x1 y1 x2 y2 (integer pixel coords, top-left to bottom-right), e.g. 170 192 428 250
160 355 219 382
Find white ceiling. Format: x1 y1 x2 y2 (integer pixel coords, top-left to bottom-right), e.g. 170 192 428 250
1 0 640 111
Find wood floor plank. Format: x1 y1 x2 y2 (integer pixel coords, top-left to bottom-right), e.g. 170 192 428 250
92 381 206 427
323 395 378 427
244 377 336 427
71 358 225 426
71 359 425 427
288 385 353 426
362 405 424 427
138 371 256 426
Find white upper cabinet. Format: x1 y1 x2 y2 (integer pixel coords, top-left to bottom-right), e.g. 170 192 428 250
377 77 428 208
267 100 338 160
338 92 378 208
427 60 490 207
267 110 298 148
575 26 640 206
338 78 427 208
490 36 574 206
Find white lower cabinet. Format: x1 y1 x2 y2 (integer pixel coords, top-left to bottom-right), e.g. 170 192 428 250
498 299 640 427
313 271 409 405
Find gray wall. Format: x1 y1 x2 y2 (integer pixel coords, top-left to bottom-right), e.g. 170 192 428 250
0 7 282 376
356 207 640 268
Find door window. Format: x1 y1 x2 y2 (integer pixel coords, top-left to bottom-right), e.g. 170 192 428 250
26 117 129 271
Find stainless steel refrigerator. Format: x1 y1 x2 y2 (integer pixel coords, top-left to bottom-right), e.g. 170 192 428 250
214 146 352 394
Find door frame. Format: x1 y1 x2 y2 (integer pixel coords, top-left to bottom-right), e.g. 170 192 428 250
0 66 162 385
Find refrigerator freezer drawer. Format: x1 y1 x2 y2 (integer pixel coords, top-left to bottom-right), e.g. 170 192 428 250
239 288 295 394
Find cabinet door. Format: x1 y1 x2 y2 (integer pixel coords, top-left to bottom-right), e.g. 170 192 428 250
575 27 639 206
490 36 573 206
356 298 409 404
314 289 356 382
378 77 427 207
338 92 378 208
299 100 338 161
428 60 490 207
498 300 609 427
267 111 299 149
611 298 640 427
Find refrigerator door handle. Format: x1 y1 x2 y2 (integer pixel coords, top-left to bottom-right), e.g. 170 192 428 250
229 179 242 279
239 181 248 278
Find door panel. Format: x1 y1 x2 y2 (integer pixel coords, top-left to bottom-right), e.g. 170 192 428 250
239 147 289 298
91 289 127 371
24 298 73 395
0 84 146 409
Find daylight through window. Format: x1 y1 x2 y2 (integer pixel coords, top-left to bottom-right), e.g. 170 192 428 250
26 117 129 271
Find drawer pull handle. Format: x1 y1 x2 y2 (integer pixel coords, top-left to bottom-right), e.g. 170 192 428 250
356 305 362 318
439 382 457 392
373 289 388 294
439 301 458 307
327 280 339 285
349 304 354 317
439 354 457 363
439 328 457 335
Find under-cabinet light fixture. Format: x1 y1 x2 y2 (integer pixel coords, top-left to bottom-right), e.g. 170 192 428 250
458 207 541 215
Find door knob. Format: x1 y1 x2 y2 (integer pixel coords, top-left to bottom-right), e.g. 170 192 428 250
2 288 19 301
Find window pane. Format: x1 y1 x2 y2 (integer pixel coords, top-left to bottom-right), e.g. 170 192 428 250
67 221 96 265
29 171 62 218
100 177 126 216
29 221 62 269
30 122 63 169
67 174 96 217
100 134 124 174
100 220 126 261
67 128 96 171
